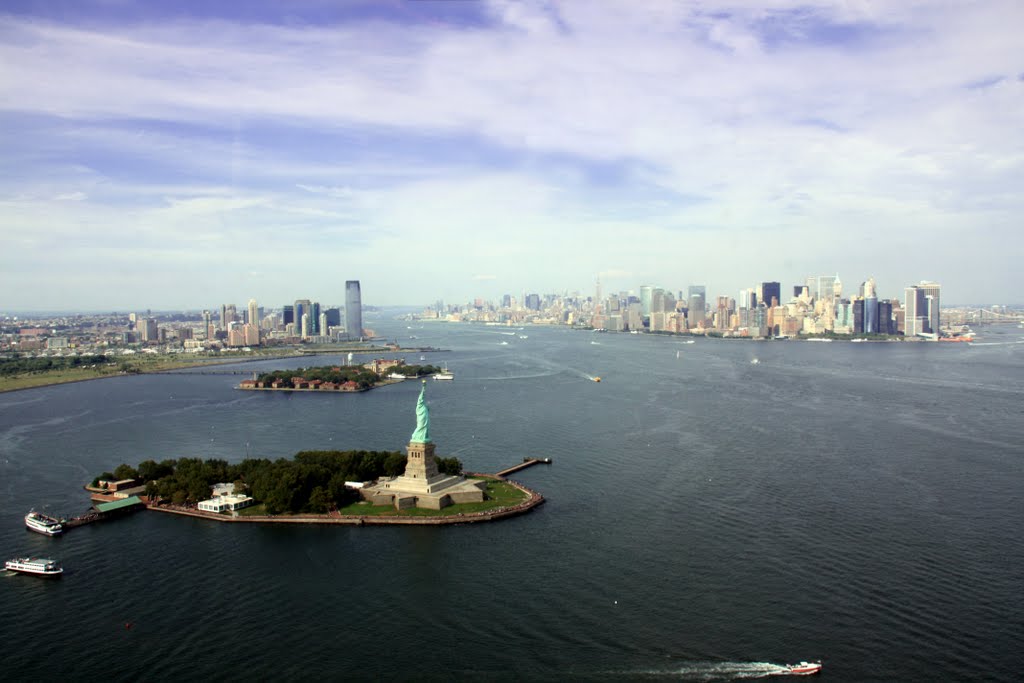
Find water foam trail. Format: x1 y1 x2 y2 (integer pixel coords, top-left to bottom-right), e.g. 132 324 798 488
967 339 1024 346
622 661 795 680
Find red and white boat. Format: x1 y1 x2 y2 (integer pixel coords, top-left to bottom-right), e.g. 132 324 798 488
786 661 822 675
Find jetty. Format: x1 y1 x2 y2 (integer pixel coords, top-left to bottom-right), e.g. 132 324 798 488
495 457 552 478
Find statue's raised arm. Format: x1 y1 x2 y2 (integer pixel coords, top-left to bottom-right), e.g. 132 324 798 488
410 380 431 443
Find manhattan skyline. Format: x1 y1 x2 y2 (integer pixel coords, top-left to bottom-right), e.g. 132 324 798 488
1 1 1021 310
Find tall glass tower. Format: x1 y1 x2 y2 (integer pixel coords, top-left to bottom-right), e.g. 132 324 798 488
345 280 362 340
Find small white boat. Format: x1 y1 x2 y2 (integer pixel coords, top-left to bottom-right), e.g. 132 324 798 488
499 341 509 346
785 661 822 676
5 557 63 578
25 511 63 536
750 358 760 365
387 373 406 380
434 363 454 381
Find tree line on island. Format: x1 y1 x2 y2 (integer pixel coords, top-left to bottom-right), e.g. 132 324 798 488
255 363 441 390
93 450 463 514
1 354 112 376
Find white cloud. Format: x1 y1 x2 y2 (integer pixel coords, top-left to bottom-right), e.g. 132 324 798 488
0 1 1021 307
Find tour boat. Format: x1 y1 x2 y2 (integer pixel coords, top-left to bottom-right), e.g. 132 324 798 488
434 364 454 381
4 557 63 578
387 373 407 380
25 511 63 536
785 661 822 676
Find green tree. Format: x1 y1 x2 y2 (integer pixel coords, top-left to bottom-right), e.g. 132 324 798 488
113 463 139 480
307 486 331 513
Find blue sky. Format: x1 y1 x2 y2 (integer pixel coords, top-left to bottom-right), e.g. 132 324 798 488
1 0 1022 310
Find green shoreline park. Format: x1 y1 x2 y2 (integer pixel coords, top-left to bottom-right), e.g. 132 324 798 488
91 451 529 516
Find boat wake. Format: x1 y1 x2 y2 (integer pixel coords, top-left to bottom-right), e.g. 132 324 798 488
625 661 799 680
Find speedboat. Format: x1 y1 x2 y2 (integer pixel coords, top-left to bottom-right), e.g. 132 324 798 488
25 511 63 536
786 661 822 675
5 557 63 578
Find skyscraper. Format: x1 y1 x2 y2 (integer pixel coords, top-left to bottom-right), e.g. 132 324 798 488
759 282 781 309
864 278 878 334
294 299 310 336
905 282 940 337
687 285 706 329
640 285 654 318
247 299 258 327
345 280 362 339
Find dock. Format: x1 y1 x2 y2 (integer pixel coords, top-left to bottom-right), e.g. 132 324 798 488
50 496 146 531
495 457 552 478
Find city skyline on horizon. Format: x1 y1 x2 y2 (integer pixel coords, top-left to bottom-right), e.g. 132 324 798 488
1 1 1021 310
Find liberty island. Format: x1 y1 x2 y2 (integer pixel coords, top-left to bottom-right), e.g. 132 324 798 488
84 379 543 524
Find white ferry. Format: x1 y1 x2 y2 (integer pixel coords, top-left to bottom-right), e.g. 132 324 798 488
434 364 454 381
25 511 63 536
4 557 63 578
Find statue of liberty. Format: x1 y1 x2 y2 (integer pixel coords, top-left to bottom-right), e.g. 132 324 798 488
410 380 431 443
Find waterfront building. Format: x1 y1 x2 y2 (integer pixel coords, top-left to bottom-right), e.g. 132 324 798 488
198 494 253 513
626 303 642 331
878 300 894 335
905 281 941 337
864 278 878 334
324 308 341 327
345 281 363 339
202 310 212 337
853 299 865 334
282 305 294 327
247 299 258 326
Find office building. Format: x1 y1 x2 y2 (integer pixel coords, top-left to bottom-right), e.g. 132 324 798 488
904 282 940 337
687 285 706 329
759 282 781 309
294 299 310 336
345 281 363 339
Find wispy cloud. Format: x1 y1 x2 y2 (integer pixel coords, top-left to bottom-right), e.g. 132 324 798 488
0 1 1021 308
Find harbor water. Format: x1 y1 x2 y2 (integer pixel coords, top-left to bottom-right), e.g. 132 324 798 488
1 319 1022 681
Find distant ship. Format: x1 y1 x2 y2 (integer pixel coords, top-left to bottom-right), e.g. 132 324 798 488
750 358 760 365
499 341 509 346
387 373 407 380
785 661 822 676
5 557 63 578
25 511 63 536
434 364 454 381
592 377 601 382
